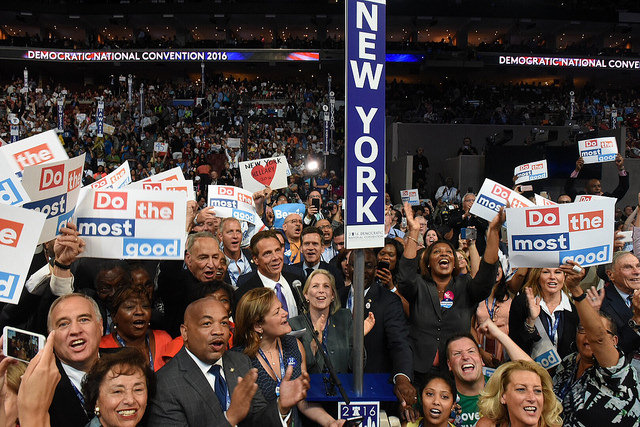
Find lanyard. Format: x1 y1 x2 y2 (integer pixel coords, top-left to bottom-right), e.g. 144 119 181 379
70 381 85 408
115 331 154 371
546 312 561 344
485 297 497 320
258 340 285 395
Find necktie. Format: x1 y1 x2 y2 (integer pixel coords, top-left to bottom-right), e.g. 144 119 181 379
275 282 289 315
628 295 633 308
209 365 229 411
305 267 314 279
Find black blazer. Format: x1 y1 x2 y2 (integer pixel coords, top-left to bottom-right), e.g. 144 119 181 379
148 347 284 426
234 270 305 313
339 283 413 379
288 260 345 291
49 358 90 427
601 282 640 356
508 291 579 360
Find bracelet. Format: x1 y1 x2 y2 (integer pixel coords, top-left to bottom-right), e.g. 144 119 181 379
390 287 397 293
54 260 71 270
406 235 419 245
524 321 536 333
572 292 587 303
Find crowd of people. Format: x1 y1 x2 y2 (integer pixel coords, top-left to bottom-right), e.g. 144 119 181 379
0 70 640 427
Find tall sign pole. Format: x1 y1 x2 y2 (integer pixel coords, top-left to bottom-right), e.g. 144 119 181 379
345 0 386 395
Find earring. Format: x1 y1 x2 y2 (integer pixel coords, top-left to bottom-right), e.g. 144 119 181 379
94 407 101 417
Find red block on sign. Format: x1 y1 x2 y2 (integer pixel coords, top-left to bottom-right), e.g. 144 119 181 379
135 201 174 220
0 218 23 247
94 191 128 210
568 210 603 232
142 182 162 191
12 143 53 170
40 164 65 191
67 167 82 192
584 139 598 148
526 207 560 227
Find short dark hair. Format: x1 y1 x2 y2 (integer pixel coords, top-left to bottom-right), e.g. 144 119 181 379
419 371 457 401
109 283 152 314
301 226 323 242
189 280 235 307
419 240 459 278
333 226 344 238
249 229 283 256
444 333 480 367
82 347 155 415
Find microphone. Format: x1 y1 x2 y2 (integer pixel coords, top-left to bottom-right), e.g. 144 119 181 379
291 279 307 314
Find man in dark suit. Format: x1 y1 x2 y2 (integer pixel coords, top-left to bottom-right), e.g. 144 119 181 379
157 231 228 336
218 217 255 289
47 293 104 427
601 251 640 356
338 249 416 411
288 226 345 291
148 297 309 426
564 154 629 201
235 230 304 317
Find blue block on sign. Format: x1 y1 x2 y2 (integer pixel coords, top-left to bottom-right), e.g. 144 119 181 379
559 244 609 266
122 238 181 258
0 272 20 301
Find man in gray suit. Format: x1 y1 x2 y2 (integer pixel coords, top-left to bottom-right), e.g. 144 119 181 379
148 297 309 426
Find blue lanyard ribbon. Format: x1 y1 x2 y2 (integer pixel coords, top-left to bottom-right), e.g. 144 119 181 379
258 340 285 396
485 297 497 320
546 312 561 344
115 331 154 371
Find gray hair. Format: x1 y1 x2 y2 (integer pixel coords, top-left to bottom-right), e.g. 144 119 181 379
186 231 219 253
47 293 103 332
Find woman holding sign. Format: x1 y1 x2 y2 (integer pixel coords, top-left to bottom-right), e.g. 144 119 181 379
397 201 503 384
508 268 578 363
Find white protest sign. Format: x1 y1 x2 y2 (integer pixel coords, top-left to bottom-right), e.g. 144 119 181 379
140 180 195 201
0 176 30 207
514 160 548 185
574 194 608 203
153 142 168 154
506 197 615 268
239 156 289 192
0 204 47 304
208 185 263 247
227 137 241 148
0 130 69 177
103 123 115 135
74 188 187 259
21 154 85 244
400 189 420 206
534 194 557 207
470 178 534 222
89 161 131 190
129 167 186 188
578 137 618 164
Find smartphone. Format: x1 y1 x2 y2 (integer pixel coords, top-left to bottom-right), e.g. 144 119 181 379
312 198 321 211
460 228 477 240
377 261 390 271
520 184 533 192
3 326 46 363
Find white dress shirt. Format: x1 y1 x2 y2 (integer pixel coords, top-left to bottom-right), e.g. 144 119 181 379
257 270 298 317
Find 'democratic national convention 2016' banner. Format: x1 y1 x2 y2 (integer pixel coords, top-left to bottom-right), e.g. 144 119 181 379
74 188 187 259
506 197 615 268
344 0 386 249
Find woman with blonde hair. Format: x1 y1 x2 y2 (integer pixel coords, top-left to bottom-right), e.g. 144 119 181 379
509 267 578 361
477 360 563 427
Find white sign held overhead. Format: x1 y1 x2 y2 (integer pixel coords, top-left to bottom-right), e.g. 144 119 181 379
239 156 289 192
21 155 85 244
0 204 47 304
506 197 615 268
400 189 420 206
140 180 195 201
514 160 548 184
470 178 534 222
74 188 187 259
0 129 69 178
578 137 618 164
129 167 185 188
89 161 131 190
0 176 30 207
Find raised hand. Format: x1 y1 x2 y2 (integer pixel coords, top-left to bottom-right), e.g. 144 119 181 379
226 368 259 425
586 286 604 311
524 287 541 323
278 365 310 413
364 312 375 336
54 222 85 266
403 201 419 231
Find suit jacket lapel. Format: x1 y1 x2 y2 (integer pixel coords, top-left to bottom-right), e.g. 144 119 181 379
606 284 631 319
428 284 442 319
177 349 224 418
